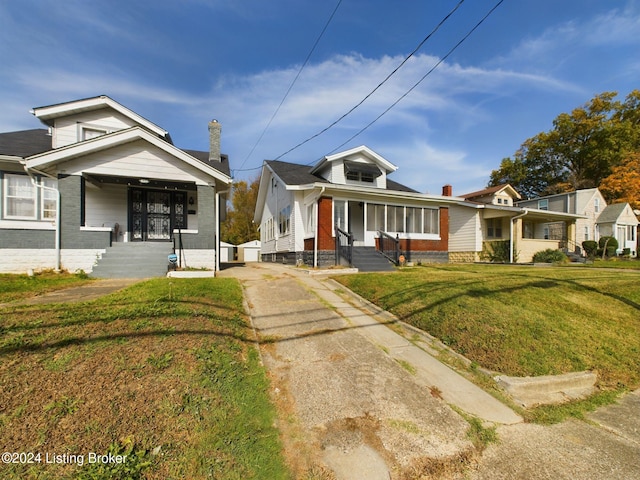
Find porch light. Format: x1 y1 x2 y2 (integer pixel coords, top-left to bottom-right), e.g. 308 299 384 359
139 178 150 184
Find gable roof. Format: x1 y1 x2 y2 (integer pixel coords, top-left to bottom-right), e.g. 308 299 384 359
597 203 635 224
31 95 170 141
461 184 521 201
24 126 231 184
265 159 418 193
310 145 398 175
0 129 52 158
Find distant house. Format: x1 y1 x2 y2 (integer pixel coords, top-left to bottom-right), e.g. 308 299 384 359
450 184 585 263
253 145 460 268
517 188 638 257
237 239 261 262
0 96 232 274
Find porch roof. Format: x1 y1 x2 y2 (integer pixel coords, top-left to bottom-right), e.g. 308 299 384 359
481 205 586 222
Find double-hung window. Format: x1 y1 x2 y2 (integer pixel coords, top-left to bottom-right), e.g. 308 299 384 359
4 174 37 219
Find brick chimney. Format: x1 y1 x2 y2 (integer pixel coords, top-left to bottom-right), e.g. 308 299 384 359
442 184 452 196
208 119 221 163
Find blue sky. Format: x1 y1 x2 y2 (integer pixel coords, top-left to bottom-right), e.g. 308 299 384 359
1 0 639 195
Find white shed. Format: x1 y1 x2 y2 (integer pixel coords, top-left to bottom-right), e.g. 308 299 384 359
219 241 235 263
237 240 261 262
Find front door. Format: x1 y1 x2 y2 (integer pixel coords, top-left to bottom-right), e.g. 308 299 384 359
129 188 187 241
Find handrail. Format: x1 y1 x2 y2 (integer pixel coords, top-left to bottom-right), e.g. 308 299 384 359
335 225 353 266
377 230 400 264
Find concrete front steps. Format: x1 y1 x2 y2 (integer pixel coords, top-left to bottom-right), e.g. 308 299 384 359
90 242 174 279
351 246 395 272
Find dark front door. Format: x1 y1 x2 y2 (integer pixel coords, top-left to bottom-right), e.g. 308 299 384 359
129 188 187 241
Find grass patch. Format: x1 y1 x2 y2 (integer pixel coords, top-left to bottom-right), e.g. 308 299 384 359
0 277 288 479
334 264 640 422
0 270 92 303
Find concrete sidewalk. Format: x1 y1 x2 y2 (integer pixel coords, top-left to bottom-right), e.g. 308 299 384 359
221 263 640 480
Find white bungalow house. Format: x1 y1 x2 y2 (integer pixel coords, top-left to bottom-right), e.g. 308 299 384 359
0 96 232 275
517 188 638 257
253 146 462 269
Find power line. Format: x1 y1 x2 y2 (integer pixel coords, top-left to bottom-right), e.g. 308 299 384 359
275 0 467 161
233 0 343 175
324 0 506 156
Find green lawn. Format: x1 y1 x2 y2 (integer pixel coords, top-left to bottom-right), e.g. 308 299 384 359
334 264 640 419
0 271 93 303
0 276 288 480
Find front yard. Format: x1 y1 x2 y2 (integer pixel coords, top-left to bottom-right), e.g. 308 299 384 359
334 264 640 421
0 277 288 479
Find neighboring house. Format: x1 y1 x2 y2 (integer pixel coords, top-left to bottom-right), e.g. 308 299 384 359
594 203 638 255
0 96 232 274
452 184 585 263
517 188 638 257
253 145 461 268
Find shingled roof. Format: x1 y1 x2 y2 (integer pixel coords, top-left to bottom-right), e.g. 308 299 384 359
0 129 52 157
265 159 418 193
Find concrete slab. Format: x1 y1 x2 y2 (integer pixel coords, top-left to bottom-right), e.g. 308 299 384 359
495 371 597 408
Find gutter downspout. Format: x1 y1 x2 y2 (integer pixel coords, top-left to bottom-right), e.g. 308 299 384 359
314 186 325 268
24 166 61 272
215 188 230 273
510 209 528 263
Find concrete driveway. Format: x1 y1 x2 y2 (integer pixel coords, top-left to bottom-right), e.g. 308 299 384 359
219 262 640 480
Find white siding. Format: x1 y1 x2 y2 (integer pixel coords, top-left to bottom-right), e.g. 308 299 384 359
84 183 128 234
55 140 214 185
53 110 138 148
447 205 481 252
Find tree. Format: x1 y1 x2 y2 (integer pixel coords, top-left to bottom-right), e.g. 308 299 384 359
221 177 260 245
599 152 640 210
489 90 640 198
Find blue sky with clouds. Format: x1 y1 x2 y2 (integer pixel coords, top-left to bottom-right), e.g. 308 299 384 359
1 0 639 195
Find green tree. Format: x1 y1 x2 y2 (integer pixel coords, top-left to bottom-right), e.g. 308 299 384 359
221 177 260 245
489 90 640 198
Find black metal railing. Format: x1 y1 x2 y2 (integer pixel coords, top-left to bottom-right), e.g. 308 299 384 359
378 230 400 264
335 226 353 266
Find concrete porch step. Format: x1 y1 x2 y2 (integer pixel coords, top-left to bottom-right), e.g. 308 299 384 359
351 247 395 272
91 241 174 279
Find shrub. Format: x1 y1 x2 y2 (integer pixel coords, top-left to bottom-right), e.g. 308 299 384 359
582 240 598 258
481 240 515 263
598 236 619 257
532 249 569 264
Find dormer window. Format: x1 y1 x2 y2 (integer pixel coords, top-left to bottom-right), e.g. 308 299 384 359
344 161 380 184
82 127 108 141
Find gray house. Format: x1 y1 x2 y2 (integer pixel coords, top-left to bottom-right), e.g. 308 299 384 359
0 96 231 275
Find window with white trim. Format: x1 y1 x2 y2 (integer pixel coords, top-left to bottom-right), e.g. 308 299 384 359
333 200 346 232
82 127 108 141
366 203 385 231
279 205 291 235
538 199 548 210
594 198 600 213
41 177 58 219
387 206 404 233
4 174 37 219
423 208 439 234
406 207 422 233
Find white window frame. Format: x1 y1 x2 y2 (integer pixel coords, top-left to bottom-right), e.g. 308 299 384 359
538 199 548 210
333 199 347 235
41 177 58 220
3 173 37 220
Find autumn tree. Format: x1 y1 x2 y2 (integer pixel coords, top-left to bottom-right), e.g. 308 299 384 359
221 177 260 245
489 90 640 198
599 152 640 210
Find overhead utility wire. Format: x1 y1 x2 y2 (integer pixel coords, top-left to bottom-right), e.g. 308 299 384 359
325 0 505 156
274 0 467 161
233 0 343 175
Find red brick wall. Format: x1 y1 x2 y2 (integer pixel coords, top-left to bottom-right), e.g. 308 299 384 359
304 238 314 250
317 196 335 250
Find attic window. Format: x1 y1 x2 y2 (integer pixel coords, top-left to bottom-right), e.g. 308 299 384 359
82 127 108 141
344 161 381 183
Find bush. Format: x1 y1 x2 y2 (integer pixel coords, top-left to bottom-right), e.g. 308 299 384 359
582 240 598 258
598 236 619 257
532 249 569 264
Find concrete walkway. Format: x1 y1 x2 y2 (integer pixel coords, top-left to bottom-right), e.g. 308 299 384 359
220 262 640 480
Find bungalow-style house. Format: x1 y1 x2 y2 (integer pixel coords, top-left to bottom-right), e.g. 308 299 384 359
516 188 638 257
450 184 585 263
253 145 462 268
0 96 232 275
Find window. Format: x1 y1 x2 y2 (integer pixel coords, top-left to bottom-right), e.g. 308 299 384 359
366 203 385 231
497 198 503 204
584 226 589 241
487 218 503 238
406 207 422 233
594 198 600 213
386 206 404 233
423 208 439 234
333 200 346 232
4 174 36 218
538 199 548 210
279 205 291 235
82 127 108 141
41 177 58 219
628 225 636 242
305 204 315 235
